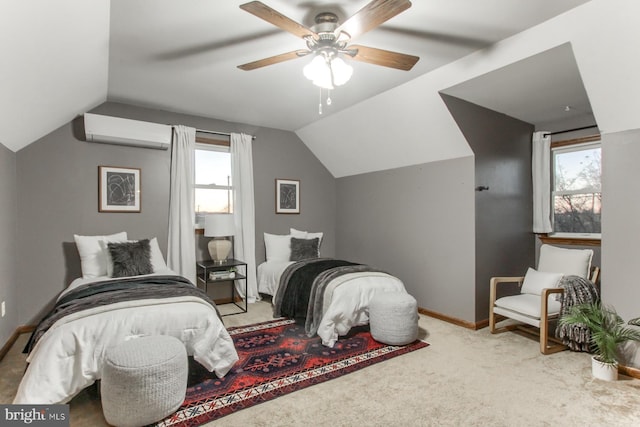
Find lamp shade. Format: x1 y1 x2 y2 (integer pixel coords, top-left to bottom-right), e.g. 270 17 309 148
204 214 235 237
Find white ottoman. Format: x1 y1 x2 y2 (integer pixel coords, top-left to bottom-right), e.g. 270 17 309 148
369 292 419 345
101 335 188 427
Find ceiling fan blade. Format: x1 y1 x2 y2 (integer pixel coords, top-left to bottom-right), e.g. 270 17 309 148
348 45 419 71
238 50 309 71
334 0 411 40
240 1 317 39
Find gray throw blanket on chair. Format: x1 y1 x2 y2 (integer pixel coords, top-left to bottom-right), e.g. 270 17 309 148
555 275 600 352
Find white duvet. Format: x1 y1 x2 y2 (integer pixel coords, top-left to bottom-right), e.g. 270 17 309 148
257 260 294 296
258 261 406 347
13 270 239 404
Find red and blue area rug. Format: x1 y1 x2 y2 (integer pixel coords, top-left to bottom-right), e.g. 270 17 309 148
156 318 428 426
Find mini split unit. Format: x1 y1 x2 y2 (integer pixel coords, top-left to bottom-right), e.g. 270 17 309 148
84 113 172 150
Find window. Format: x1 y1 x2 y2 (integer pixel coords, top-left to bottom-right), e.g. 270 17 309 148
551 139 601 237
194 141 232 228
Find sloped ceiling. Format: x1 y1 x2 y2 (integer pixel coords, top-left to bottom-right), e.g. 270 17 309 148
0 0 591 153
0 0 110 152
441 43 596 132
296 1 640 177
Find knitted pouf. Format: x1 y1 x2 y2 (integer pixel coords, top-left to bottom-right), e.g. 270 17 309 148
369 292 419 345
101 335 188 427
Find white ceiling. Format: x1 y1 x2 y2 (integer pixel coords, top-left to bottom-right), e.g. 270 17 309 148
442 43 596 132
0 0 592 152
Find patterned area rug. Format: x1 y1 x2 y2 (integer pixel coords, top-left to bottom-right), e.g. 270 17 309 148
156 318 428 426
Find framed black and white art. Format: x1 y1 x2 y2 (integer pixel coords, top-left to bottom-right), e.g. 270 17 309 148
275 179 300 214
99 166 141 212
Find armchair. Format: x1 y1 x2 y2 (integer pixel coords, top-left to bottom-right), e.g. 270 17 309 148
489 244 598 354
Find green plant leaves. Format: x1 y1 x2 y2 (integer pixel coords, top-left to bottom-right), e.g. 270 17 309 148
559 302 640 364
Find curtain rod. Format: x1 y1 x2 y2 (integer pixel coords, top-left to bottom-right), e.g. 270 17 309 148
195 128 256 140
543 124 598 136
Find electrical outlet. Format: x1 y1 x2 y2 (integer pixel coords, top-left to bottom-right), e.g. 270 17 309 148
1 301 5 317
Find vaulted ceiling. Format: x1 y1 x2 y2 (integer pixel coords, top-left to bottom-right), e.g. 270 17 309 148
1 0 592 153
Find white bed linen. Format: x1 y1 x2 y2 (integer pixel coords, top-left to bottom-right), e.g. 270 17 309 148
315 272 406 347
259 261 407 347
257 260 294 296
13 271 239 404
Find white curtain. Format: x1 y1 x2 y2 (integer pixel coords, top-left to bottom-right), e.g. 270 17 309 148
168 125 197 284
231 133 259 303
532 131 553 233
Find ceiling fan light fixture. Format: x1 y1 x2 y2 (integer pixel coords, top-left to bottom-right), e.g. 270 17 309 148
330 57 353 86
303 55 328 85
303 53 353 90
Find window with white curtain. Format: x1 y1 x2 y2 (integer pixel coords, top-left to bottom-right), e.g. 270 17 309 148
194 141 233 228
551 139 601 237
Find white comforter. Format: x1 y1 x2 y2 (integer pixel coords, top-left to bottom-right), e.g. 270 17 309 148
257 260 294 296
13 271 239 404
258 261 406 347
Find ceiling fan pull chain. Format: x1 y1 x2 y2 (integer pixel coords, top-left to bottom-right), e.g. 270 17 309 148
326 89 332 106
318 87 323 115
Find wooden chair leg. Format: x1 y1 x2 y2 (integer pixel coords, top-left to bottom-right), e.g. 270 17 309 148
541 330 567 354
540 294 567 355
489 304 497 333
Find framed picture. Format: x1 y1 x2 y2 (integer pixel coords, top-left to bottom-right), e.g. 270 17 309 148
99 166 141 212
276 179 300 214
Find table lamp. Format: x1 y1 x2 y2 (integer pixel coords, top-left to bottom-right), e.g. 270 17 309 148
204 214 235 264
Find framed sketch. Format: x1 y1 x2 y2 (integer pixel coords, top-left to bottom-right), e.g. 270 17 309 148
99 166 141 212
276 179 300 214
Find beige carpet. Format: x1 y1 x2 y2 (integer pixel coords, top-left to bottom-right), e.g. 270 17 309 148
2 300 640 426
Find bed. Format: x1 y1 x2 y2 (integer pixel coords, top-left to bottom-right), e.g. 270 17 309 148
13 233 239 405
259 228 407 347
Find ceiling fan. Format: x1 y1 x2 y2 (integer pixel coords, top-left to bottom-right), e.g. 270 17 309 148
237 0 420 88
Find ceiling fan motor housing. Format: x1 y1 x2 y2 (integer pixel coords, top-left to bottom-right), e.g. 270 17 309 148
308 12 350 53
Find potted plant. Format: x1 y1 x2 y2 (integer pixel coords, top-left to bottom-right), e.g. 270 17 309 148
559 302 640 381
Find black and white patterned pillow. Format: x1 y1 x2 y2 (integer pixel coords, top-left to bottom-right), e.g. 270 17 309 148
108 239 153 277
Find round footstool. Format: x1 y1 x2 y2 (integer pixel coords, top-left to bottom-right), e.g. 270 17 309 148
101 335 188 427
369 292 419 345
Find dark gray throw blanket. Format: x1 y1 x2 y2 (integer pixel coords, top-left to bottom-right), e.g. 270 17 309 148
273 258 386 337
24 275 218 354
555 275 600 352
274 259 358 322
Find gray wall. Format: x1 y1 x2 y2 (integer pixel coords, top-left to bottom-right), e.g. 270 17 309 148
335 156 477 323
601 129 640 325
252 126 336 262
194 125 337 263
442 95 535 321
0 143 17 345
15 102 335 325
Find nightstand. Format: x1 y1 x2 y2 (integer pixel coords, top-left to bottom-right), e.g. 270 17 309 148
196 259 247 316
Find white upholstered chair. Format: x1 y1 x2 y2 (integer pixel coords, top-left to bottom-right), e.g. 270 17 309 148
489 244 599 354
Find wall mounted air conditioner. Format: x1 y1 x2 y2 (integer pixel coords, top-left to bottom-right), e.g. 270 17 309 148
84 113 172 150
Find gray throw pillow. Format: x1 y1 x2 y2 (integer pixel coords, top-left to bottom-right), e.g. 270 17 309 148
290 237 320 261
108 239 153 277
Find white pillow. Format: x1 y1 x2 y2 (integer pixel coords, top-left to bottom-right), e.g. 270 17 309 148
290 228 323 256
537 244 593 279
520 267 563 296
74 232 128 278
101 237 167 277
264 233 292 262
148 237 168 272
